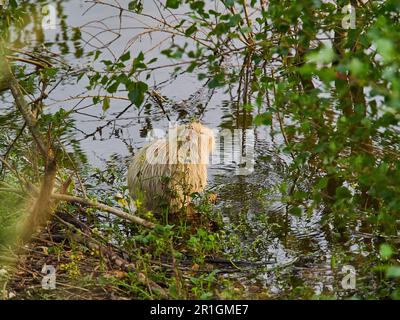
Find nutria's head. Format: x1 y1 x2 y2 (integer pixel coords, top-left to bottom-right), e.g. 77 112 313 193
186 122 215 155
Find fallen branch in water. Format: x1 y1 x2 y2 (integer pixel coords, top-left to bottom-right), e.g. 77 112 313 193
51 193 155 229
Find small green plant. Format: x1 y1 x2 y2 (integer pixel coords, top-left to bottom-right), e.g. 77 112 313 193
188 228 220 264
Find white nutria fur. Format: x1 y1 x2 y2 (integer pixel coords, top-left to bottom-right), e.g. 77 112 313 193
127 122 215 212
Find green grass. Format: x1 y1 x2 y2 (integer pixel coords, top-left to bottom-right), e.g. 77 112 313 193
0 187 27 247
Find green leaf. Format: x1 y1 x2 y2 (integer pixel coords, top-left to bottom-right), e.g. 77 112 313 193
185 24 198 36
213 22 230 35
380 244 393 260
240 26 253 33
228 14 242 27
44 67 58 78
374 39 395 63
166 0 181 9
128 0 143 13
335 186 352 200
120 51 131 62
92 96 100 104
190 1 205 12
186 62 198 73
307 46 335 64
225 0 235 7
254 113 272 126
128 81 148 107
386 266 400 278
94 50 101 61
102 96 110 112
208 72 225 88
9 0 17 8
102 60 113 66
349 58 368 78
208 79 221 88
131 52 146 73
289 206 302 217
106 81 119 93
315 177 328 190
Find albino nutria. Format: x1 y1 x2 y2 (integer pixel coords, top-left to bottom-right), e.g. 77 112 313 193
127 122 215 212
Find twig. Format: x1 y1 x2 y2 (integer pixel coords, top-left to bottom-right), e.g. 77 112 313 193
50 193 155 229
6 55 48 69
